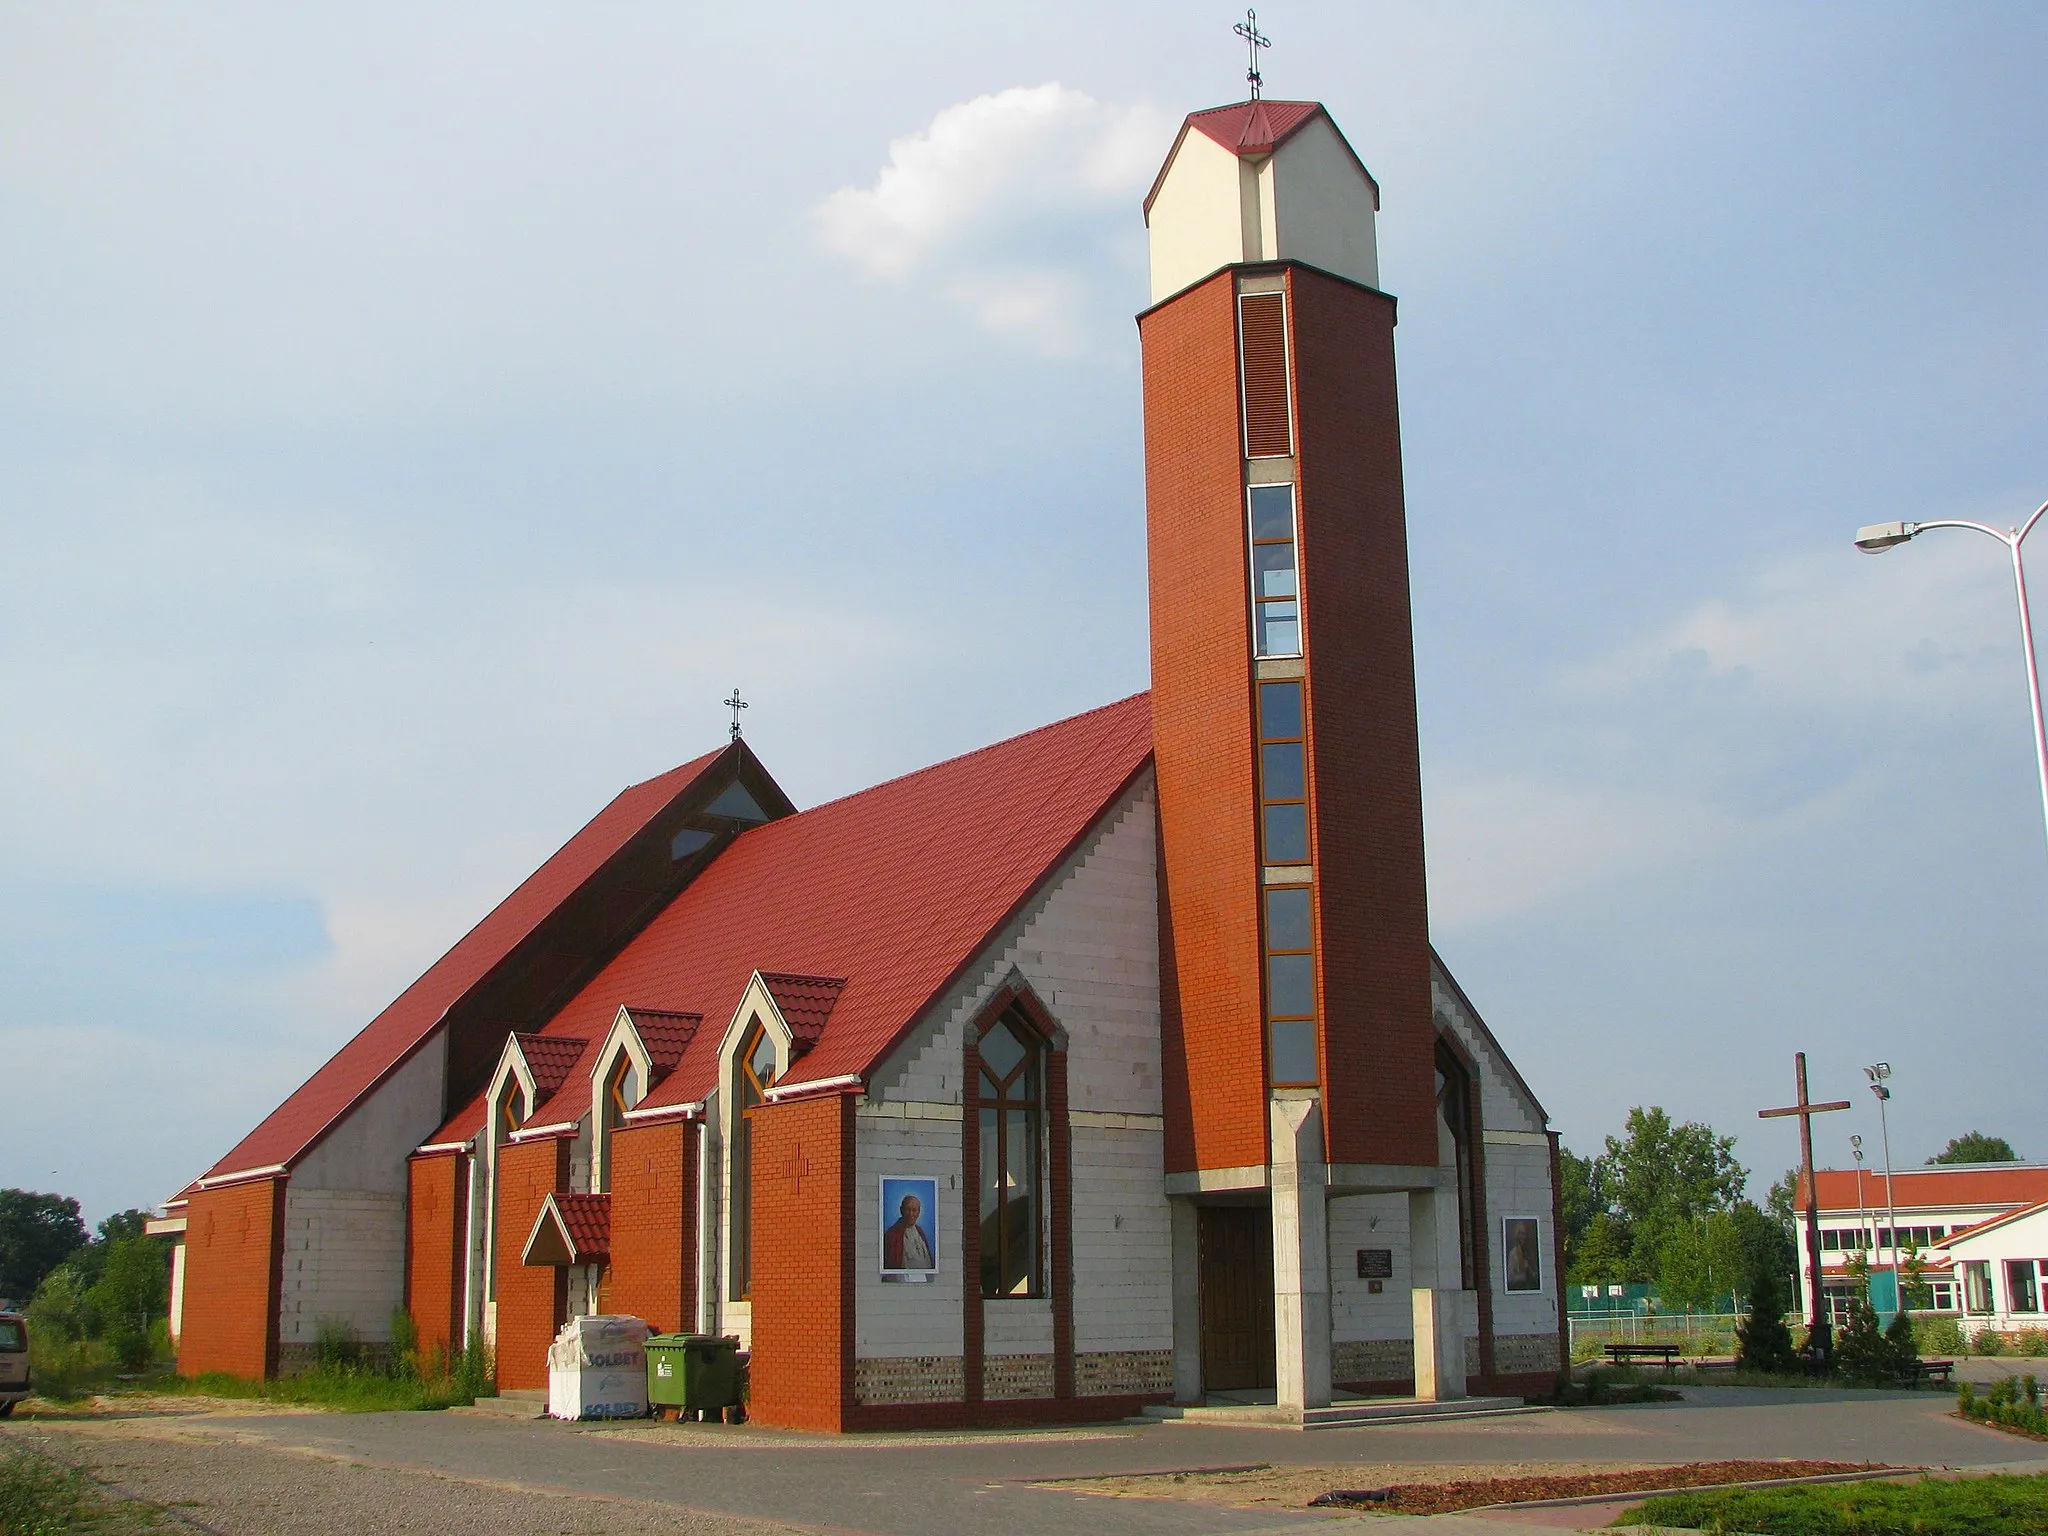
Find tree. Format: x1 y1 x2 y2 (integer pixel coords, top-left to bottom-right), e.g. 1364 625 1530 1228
1658 1210 1746 1313
0 1190 88 1304
1831 1291 1893 1384
1736 1264 1799 1373
1766 1168 1799 1232
1929 1132 2020 1165
86 1236 169 1369
1558 1147 1602 1275
1732 1199 1799 1302
1568 1212 1632 1286
1597 1107 1747 1284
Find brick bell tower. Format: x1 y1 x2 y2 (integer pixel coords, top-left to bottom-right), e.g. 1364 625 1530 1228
1143 100 1460 1410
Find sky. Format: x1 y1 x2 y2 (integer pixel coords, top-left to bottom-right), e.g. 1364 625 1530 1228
2 3 2045 1224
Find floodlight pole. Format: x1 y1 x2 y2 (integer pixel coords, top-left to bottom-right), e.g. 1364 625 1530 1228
1856 499 2048 867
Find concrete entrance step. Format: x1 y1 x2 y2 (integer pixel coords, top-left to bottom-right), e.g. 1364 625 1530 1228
459 1389 547 1420
1141 1393 1534 1430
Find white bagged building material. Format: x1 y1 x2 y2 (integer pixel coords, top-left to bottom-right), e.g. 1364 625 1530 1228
546 1314 650 1420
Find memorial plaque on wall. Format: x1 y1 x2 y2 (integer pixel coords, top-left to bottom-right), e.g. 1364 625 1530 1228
1356 1248 1394 1279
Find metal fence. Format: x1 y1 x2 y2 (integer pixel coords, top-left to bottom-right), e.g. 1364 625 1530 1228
1566 1312 1745 1360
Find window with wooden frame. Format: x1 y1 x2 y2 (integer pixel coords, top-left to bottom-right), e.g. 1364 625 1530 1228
1248 483 1302 658
1257 680 1309 865
730 1024 777 1301
977 1008 1044 1299
1263 884 1318 1087
596 1053 632 1194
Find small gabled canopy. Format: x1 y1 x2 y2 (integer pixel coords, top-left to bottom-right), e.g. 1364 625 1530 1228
523 1192 610 1266
758 973 845 1054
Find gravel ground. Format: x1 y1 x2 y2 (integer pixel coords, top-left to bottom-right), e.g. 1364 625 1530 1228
1036 1459 1656 1512
6 1422 813 1536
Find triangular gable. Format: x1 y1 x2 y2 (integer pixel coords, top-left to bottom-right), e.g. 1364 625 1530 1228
193 740 798 1188
1941 1198 2048 1250
1143 100 1378 220
522 1191 610 1266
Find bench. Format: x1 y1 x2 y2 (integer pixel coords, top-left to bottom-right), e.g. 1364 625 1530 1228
1911 1359 1955 1387
1604 1342 1681 1371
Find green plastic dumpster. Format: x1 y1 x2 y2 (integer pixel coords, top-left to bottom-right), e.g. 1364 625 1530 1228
645 1334 740 1414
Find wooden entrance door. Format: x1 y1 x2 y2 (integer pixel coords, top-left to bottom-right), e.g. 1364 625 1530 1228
1198 1205 1276 1391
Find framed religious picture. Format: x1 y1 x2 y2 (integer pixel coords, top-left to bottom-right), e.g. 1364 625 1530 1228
1503 1216 1543 1293
879 1176 939 1282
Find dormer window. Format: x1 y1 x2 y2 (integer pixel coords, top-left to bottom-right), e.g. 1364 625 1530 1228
596 1053 633 1194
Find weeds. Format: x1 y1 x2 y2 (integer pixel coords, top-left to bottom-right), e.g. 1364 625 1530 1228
0 1442 157 1535
156 1322 494 1414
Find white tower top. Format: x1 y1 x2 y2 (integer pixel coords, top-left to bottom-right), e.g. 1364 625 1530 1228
1142 100 1381 305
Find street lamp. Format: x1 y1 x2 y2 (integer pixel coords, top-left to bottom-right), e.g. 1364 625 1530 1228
1864 1063 1901 1305
1855 499 2048 862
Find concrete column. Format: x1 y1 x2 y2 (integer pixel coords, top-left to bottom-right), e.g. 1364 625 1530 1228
1170 1199 1203 1404
1270 1097 1332 1411
1408 1184 1468 1401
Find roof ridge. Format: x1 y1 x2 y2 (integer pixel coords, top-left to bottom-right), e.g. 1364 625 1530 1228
792 692 1150 821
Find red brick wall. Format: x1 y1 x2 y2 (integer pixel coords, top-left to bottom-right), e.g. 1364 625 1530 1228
178 1178 284 1379
747 1093 853 1431
1288 266 1437 1169
406 1152 465 1358
604 1119 695 1333
1141 269 1270 1176
493 1137 569 1391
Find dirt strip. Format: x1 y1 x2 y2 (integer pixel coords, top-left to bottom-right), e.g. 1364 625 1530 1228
1044 1458 1898 1515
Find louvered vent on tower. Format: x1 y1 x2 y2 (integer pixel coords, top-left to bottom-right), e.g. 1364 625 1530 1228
1238 292 1293 458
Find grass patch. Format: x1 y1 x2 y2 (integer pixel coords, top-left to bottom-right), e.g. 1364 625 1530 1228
158 1366 481 1413
1623 1472 2048 1534
0 1443 161 1534
1542 1368 1684 1406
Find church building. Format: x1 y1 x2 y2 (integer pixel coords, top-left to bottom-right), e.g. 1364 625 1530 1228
154 95 1564 1429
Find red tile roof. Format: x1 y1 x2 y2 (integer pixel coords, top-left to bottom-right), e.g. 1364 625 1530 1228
1942 1198 2048 1248
760 974 846 1053
197 749 731 1183
524 1192 609 1265
518 1035 588 1101
621 1008 700 1078
1186 99 1323 157
1803 1165 2048 1213
426 693 1153 1148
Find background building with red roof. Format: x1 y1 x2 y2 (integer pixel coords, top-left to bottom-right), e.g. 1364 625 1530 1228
157 91 1562 1428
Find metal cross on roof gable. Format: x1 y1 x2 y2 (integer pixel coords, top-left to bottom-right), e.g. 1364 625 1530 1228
1235 9 1271 100
725 688 747 741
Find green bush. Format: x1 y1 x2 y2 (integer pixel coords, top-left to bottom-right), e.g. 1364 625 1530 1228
2020 1329 2048 1358
1915 1314 1965 1355
1979 1328 2010 1356
1885 1308 1920 1381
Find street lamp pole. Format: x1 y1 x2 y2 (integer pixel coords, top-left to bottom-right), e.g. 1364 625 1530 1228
1856 499 2048 864
1865 1063 1901 1303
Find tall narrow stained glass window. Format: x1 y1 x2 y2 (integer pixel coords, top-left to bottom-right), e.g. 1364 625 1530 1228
977 1009 1043 1299
731 1024 777 1301
1248 483 1302 658
1258 680 1309 865
597 1053 632 1193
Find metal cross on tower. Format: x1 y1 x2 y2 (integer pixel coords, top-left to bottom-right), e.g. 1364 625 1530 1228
1234 9 1271 100
725 688 748 741
1759 1052 1852 1366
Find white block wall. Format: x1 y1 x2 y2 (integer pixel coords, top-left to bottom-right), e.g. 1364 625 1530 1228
1484 1140 1556 1335
280 1188 407 1344
1328 1193 1412 1342
283 1037 448 1345
856 776 1171 1361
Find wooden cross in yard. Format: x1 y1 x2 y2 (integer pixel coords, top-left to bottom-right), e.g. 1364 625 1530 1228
1760 1052 1852 1362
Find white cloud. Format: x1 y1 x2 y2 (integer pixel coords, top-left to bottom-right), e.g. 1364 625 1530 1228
814 84 1172 356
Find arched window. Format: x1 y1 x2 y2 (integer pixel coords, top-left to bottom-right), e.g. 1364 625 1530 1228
731 1023 777 1300
596 1053 632 1194
978 1008 1043 1298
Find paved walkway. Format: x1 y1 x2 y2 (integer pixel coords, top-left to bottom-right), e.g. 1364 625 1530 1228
5 1386 2035 1535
